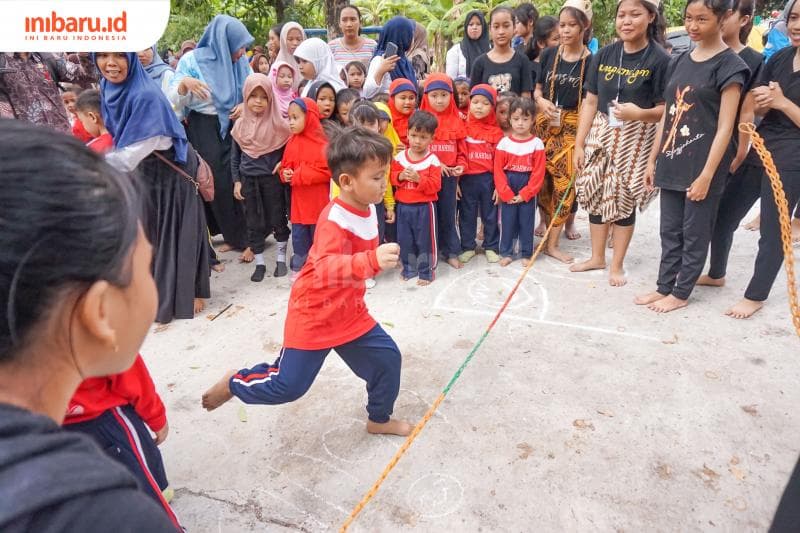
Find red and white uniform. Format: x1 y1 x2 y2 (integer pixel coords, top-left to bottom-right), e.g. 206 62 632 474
464 136 496 175
429 138 467 169
390 150 443 204
493 135 546 202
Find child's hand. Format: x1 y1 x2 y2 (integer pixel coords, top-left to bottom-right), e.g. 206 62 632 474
406 169 420 183
492 190 500 205
272 162 282 176
686 173 711 202
376 242 400 270
456 184 462 200
233 181 244 201
509 195 523 204
180 77 210 100
573 145 585 171
385 208 396 224
452 165 464 177
154 422 169 446
229 103 243 121
441 166 451 177
282 168 294 182
613 102 642 122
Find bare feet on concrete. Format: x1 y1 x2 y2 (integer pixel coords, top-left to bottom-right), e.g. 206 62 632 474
696 274 725 287
446 257 463 269
239 247 254 263
193 298 206 315
608 266 627 287
417 279 431 286
743 215 760 231
647 295 688 313
544 247 574 264
499 257 513 267
570 258 605 272
367 418 413 436
725 298 764 319
634 291 665 305
201 369 237 411
218 243 235 253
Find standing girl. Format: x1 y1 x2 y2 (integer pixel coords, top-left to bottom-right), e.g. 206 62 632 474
459 84 504 264
270 60 298 119
572 0 670 286
494 97 546 266
98 52 211 322
365 16 418 98
635 0 748 313
272 22 306 91
281 98 331 278
446 11 491 80
534 0 594 263
231 74 292 281
388 77 418 146
294 38 346 96
169 15 254 255
514 3 540 59
471 6 534 97
344 60 367 94
420 73 468 269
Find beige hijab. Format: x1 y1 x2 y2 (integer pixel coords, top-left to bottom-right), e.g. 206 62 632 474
231 73 291 158
272 22 305 90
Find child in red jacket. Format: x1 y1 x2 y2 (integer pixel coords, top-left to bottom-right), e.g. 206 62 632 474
75 89 114 154
494 97 545 267
420 74 468 269
281 97 331 280
63 354 180 530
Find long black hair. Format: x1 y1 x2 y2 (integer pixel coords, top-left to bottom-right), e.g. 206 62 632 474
531 15 558 60
0 120 140 361
732 0 755 44
617 0 667 45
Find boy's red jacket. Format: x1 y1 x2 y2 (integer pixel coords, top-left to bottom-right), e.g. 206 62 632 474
493 135 546 202
64 355 167 432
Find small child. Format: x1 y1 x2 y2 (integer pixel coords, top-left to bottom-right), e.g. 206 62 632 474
231 73 292 281
391 110 442 286
375 102 401 243
453 77 471 120
334 88 360 126
306 80 337 120
270 60 298 119
281 98 332 278
62 85 93 143
370 92 391 105
63 354 181 530
344 60 367 94
75 89 114 154
495 91 516 134
388 78 418 146
459 84 504 264
202 128 412 437
420 73 468 269
494 97 545 266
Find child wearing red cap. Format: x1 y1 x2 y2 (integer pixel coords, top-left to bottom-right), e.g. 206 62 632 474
459 84 504 264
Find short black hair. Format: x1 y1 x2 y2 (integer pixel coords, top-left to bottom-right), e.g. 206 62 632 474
344 60 367 76
75 89 101 114
370 92 390 105
349 99 381 127
407 110 438 134
336 88 360 108
508 96 536 118
327 127 393 186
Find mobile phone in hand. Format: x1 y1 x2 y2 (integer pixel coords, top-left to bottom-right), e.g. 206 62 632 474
384 42 398 58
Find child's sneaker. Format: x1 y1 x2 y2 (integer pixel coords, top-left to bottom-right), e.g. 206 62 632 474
485 250 500 263
458 250 476 263
274 261 288 277
162 486 174 503
365 278 377 289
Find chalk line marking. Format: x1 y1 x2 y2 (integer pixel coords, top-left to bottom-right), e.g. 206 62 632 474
406 473 464 519
286 452 360 483
322 417 398 465
265 465 351 516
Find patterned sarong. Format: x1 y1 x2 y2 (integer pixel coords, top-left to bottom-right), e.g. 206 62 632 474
535 109 580 227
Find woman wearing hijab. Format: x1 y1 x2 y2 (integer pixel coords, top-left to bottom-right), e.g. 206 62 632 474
169 14 253 256
446 11 490 79
364 16 417 98
271 22 306 91
294 37 346 96
138 46 174 94
97 52 211 323
407 22 430 82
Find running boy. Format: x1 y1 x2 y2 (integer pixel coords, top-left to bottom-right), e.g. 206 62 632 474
202 128 412 437
391 110 442 285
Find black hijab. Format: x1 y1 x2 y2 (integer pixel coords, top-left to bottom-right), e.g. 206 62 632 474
460 11 490 78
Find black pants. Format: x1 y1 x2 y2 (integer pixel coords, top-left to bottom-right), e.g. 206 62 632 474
771 453 800 532
708 164 762 279
744 168 800 301
242 174 290 255
588 210 636 227
657 188 721 300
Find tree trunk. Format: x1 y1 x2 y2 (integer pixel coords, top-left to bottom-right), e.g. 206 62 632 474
325 0 349 40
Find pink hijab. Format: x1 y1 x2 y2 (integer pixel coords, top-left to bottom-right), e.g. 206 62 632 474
270 60 297 119
231 73 291 158
271 22 305 90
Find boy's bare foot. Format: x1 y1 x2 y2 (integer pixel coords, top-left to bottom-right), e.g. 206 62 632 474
239 248 254 263
647 294 688 313
545 248 574 264
570 258 605 272
499 257 513 267
565 224 581 240
211 262 225 273
608 267 627 287
534 221 546 237
367 418 413 436
401 274 414 281
446 257 463 269
792 217 800 243
696 274 725 287
634 291 665 305
218 243 235 253
193 298 206 315
417 279 431 286
743 215 760 231
725 298 764 319
521 258 531 267
201 369 237 411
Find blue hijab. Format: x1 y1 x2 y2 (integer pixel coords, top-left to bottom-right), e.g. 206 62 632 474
194 15 254 136
94 52 188 164
143 45 173 87
373 16 416 83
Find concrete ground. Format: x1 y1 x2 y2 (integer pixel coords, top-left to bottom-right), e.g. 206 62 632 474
142 203 799 532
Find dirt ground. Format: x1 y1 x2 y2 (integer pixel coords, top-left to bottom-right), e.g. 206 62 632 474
141 203 799 532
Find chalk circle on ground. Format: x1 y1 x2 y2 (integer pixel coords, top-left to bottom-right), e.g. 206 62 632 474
322 418 393 464
406 473 464 519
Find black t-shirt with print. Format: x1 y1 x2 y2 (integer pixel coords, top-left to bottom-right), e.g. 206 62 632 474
537 46 593 110
585 40 670 115
745 46 800 171
654 49 749 193
470 50 534 95
530 61 542 94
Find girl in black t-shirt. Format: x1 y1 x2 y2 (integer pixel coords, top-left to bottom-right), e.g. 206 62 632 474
533 0 593 263
470 6 534 97
635 0 748 313
572 0 670 287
